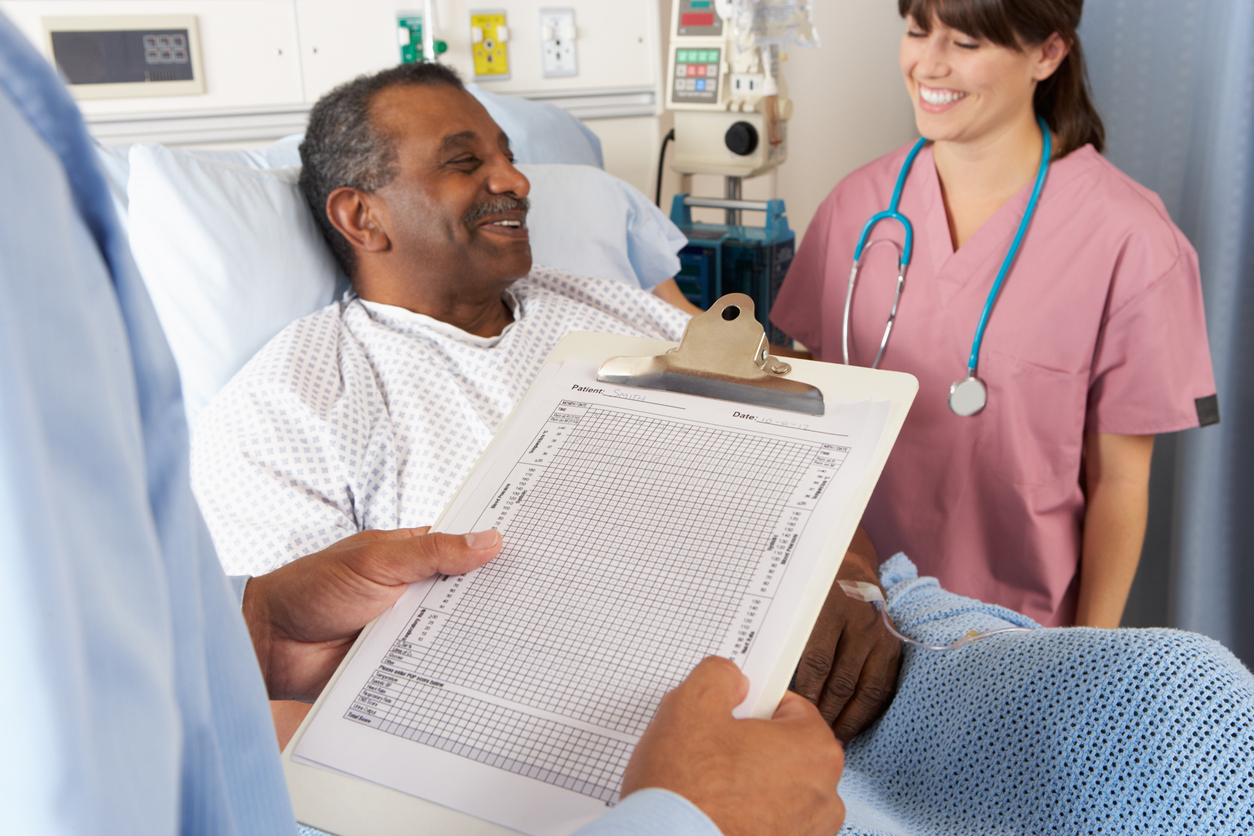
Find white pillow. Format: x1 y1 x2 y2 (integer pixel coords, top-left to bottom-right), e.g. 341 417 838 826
94 144 131 233
467 84 604 168
518 163 685 290
189 134 302 169
127 144 340 428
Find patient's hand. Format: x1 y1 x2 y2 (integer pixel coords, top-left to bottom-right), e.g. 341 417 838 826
797 526 901 743
623 657 845 836
242 527 502 702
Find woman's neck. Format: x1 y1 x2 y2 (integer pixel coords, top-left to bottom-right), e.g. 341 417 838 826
931 113 1045 251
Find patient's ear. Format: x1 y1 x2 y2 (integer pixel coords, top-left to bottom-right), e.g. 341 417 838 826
326 187 391 254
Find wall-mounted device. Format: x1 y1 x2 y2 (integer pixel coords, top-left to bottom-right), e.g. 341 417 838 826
43 15 204 100
398 12 448 64
664 0 792 178
470 10 510 81
538 8 577 78
398 14 423 63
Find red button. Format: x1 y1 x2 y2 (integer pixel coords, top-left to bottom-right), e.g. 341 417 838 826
681 12 715 26
696 64 707 77
687 64 697 76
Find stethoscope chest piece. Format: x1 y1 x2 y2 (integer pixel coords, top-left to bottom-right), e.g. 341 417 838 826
845 116 1052 418
948 376 987 417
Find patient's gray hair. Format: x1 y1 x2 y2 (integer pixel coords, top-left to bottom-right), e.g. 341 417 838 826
299 62 465 277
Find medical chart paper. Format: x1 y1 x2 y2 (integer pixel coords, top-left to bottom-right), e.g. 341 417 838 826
293 359 890 835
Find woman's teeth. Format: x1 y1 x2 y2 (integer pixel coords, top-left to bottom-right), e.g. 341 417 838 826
493 220 522 227
920 87 967 105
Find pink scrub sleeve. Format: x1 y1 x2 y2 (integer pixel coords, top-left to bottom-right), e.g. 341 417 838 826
1087 228 1217 434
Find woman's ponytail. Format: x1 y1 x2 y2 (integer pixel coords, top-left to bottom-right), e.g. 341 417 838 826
1034 37 1104 155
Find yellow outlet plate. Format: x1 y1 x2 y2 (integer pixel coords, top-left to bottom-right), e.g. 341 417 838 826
471 11 509 79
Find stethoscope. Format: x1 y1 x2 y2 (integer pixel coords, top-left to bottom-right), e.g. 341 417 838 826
843 116 1052 416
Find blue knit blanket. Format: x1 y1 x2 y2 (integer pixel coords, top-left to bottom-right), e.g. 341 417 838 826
839 554 1254 835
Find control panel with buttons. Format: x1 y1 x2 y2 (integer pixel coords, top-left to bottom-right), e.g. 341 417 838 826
664 1 789 177
52 29 195 84
141 33 189 67
672 47 721 105
43 15 204 99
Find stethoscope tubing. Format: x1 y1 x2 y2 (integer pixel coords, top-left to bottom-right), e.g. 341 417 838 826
843 135 929 366
843 117 1052 386
844 244 906 369
965 119 1051 376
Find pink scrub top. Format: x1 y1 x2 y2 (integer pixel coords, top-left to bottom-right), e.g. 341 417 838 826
771 143 1217 626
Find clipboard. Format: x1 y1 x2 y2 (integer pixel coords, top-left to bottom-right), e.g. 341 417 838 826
281 294 918 836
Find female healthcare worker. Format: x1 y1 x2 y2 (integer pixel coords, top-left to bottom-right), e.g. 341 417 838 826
771 0 1218 628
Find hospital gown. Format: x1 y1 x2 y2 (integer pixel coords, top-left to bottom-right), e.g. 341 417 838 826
191 267 689 575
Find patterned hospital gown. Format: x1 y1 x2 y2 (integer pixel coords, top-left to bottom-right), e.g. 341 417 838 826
191 266 690 576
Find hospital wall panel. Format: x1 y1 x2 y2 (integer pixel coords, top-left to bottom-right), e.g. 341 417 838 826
292 0 400 103
585 115 671 202
0 0 667 191
0 0 306 113
0 0 916 241
291 0 660 104
0 0 662 117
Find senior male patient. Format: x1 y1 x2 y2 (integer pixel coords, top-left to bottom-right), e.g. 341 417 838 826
192 61 688 572
191 62 900 742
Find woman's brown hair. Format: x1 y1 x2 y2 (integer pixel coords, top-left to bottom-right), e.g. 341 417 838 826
898 0 1105 157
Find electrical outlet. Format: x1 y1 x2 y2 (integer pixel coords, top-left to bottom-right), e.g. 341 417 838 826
538 8 577 78
471 10 510 80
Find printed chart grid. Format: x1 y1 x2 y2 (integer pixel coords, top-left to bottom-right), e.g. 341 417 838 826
352 681 631 803
347 406 828 801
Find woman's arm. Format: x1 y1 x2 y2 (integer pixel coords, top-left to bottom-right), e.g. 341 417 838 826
1076 432 1155 627
652 278 705 316
769 342 812 360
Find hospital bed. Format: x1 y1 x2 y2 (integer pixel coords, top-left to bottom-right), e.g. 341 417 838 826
96 86 1254 835
96 85 686 428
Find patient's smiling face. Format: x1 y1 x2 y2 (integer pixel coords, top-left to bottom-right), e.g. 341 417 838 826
346 83 532 334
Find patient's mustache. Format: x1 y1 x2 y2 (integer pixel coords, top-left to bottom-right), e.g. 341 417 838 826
464 195 530 229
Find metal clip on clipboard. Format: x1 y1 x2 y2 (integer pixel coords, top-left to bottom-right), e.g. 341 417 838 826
597 293 825 415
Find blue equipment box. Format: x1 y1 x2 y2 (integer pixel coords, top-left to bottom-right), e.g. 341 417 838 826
669 195 795 345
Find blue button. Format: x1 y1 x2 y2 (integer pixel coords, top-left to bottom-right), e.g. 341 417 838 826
695 79 706 91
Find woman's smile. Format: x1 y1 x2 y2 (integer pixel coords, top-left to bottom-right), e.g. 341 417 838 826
917 83 969 112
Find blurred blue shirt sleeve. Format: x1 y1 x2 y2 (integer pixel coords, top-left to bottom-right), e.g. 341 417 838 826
230 575 252 607
300 789 721 836
572 790 722 836
0 12 297 834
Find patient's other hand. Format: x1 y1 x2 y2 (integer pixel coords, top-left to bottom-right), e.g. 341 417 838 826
623 657 845 836
242 527 502 703
797 526 901 744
